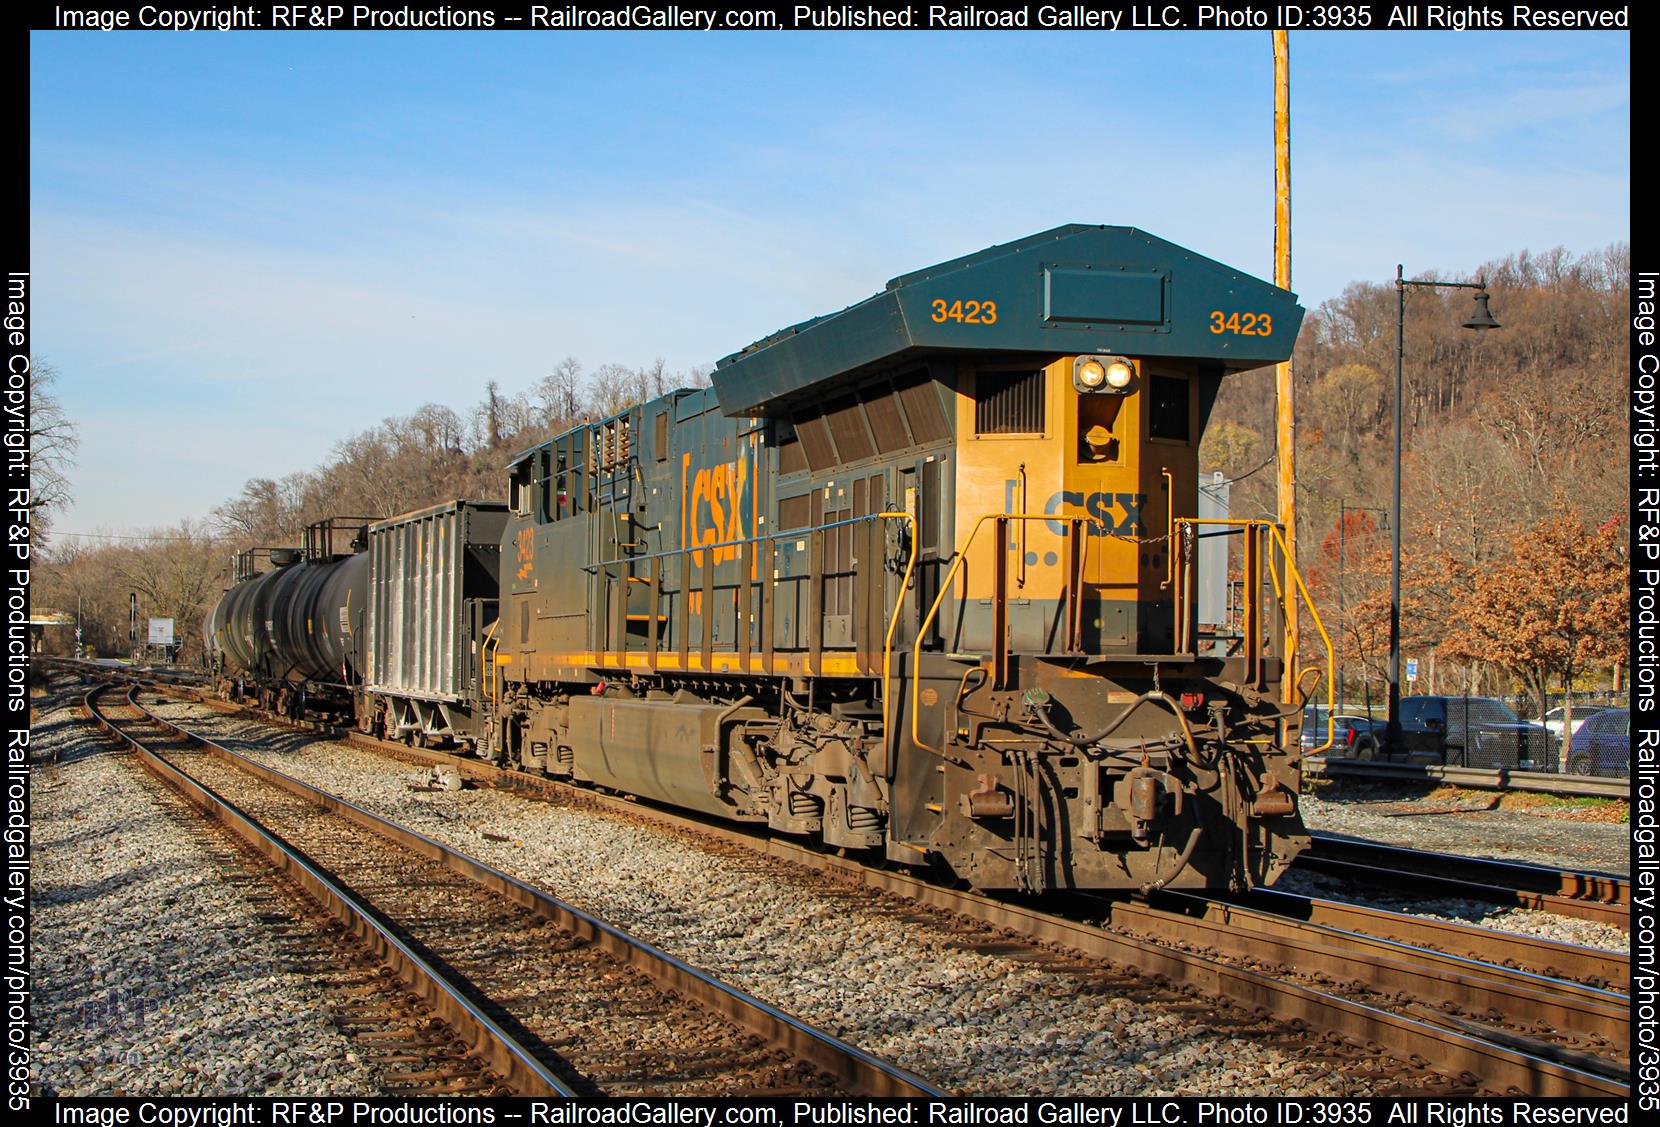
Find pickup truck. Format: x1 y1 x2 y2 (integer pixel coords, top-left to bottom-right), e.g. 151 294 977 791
1303 711 1387 758
1383 696 1556 771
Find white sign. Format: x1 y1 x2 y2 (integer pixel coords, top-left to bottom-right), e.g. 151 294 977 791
1405 658 1419 683
147 618 176 646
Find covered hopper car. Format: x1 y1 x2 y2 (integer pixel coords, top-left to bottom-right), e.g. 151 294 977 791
205 224 1331 893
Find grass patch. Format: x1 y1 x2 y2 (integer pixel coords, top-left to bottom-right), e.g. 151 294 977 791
1498 791 1629 823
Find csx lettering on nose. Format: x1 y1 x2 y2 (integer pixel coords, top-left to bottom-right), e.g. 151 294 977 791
1040 490 1147 536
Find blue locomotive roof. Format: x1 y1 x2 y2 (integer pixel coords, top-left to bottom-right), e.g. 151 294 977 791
710 224 1305 417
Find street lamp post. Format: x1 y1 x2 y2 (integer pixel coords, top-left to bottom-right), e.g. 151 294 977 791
1387 266 1501 752
1337 500 1389 716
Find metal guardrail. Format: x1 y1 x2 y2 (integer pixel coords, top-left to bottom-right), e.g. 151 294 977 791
1306 757 1630 799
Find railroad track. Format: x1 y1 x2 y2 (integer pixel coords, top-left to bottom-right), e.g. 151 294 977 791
1219 886 1627 990
1092 891 1627 1079
80 682 941 1098
321 721 1630 1095
82 670 1633 1097
1298 834 1630 932
1306 758 1630 800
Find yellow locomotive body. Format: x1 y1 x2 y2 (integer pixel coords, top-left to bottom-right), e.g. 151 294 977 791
479 225 1326 892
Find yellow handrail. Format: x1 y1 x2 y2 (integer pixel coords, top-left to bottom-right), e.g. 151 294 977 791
909 513 1083 757
877 512 918 753
1264 521 1336 754
1177 518 1336 754
482 618 500 705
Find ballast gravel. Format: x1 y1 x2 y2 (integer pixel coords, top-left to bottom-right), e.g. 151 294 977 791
146 703 1414 1097
29 691 378 1096
1299 787 1630 877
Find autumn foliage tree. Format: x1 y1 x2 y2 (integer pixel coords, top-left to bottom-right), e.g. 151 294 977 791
1211 243 1630 707
1443 512 1628 757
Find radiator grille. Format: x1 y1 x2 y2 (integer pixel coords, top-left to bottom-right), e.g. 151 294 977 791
975 369 1045 434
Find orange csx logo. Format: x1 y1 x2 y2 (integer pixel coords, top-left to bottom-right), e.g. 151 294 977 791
514 527 535 580
684 453 751 568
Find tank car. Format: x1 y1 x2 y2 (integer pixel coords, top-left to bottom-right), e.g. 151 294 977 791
484 224 1330 893
203 519 368 716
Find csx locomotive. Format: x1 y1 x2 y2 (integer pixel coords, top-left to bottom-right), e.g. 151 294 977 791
206 224 1329 893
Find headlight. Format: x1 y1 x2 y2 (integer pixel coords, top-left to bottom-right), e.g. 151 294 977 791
1074 355 1135 394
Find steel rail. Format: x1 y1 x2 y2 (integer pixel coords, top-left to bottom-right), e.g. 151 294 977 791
1302 834 1629 931
798 855 1629 1096
1225 887 1628 990
1305 757 1630 800
1125 891 1629 1050
125 688 943 1099
81 684 579 1098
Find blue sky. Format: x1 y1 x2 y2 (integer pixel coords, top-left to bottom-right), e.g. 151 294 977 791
31 30 1629 536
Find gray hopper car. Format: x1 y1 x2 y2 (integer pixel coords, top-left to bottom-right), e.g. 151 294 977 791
359 499 509 749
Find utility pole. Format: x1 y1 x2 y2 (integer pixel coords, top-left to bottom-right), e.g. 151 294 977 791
1273 31 1297 699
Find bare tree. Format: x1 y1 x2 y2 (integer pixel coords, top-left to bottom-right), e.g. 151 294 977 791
28 361 79 543
535 357 585 431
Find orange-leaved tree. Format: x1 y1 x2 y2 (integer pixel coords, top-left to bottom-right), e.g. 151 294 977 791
1444 511 1628 760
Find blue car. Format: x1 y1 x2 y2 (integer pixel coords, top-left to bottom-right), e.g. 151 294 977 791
1566 708 1629 776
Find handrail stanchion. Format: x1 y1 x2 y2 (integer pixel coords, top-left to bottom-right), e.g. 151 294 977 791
807 529 824 676
648 555 661 672
678 553 691 669
993 516 1010 689
738 538 754 669
760 537 776 671
700 549 715 669
1066 517 1087 653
